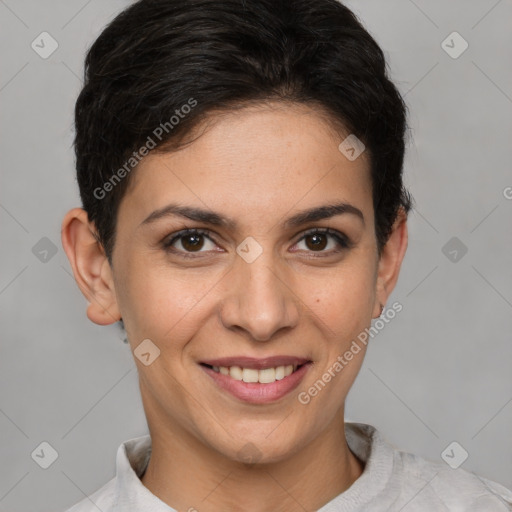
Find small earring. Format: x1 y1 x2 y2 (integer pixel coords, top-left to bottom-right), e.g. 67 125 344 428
374 303 384 319
118 318 128 343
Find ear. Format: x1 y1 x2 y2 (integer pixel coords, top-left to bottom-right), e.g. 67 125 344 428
372 207 408 317
61 207 121 325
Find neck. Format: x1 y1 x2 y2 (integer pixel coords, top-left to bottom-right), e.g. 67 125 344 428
140 414 364 512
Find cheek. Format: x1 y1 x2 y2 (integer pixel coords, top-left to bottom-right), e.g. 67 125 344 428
297 259 376 337
115 260 222 344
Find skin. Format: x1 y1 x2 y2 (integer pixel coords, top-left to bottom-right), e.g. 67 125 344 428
61 101 408 512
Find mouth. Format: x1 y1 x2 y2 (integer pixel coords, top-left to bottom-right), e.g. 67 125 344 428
199 356 312 404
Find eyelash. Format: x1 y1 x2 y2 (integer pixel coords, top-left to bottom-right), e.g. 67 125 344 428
162 227 352 258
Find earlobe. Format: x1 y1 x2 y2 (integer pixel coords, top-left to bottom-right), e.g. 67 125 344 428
373 208 409 314
61 207 121 326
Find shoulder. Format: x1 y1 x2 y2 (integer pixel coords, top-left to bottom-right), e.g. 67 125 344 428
63 477 116 512
394 449 512 511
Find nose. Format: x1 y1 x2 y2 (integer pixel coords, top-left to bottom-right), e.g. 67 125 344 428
219 251 300 342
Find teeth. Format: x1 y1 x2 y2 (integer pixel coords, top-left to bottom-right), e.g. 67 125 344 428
258 368 276 383
242 368 259 383
209 364 300 383
230 366 243 381
275 366 285 380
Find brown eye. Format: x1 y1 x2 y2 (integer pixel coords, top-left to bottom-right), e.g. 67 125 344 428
163 228 217 255
181 233 205 252
304 233 328 251
294 228 351 255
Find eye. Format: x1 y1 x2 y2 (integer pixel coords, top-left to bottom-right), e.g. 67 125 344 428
293 228 351 255
162 227 352 259
162 228 219 256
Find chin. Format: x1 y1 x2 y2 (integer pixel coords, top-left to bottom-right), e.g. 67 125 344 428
222 436 298 466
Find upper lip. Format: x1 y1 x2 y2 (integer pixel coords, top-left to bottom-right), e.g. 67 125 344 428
200 356 311 370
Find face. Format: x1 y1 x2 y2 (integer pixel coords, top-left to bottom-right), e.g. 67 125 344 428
67 102 407 464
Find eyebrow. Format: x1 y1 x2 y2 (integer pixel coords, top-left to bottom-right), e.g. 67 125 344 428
139 201 365 230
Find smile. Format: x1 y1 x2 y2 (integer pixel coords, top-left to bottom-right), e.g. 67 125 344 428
199 356 312 404
204 363 300 383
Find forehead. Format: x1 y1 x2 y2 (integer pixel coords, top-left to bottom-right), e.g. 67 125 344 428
118 103 373 228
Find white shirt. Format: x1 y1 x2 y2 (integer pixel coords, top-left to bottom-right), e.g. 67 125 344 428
65 422 512 511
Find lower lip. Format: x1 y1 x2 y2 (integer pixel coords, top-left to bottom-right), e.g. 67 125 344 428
200 363 311 404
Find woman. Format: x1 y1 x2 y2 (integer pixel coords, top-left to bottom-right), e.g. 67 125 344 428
61 0 512 510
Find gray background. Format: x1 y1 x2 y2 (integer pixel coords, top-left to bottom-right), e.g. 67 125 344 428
0 1 511 511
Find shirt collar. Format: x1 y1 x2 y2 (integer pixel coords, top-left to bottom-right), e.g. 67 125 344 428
318 422 395 511
113 435 177 511
111 422 394 511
